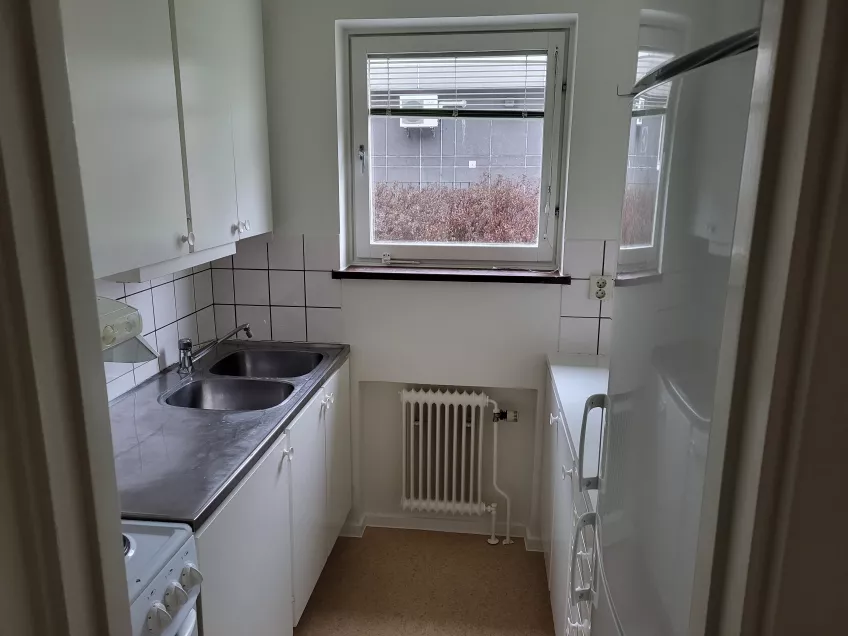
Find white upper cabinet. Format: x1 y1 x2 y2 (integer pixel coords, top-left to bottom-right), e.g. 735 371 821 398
226 0 273 239
172 0 240 252
61 0 189 279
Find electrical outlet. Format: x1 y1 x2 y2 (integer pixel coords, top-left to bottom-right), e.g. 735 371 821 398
589 275 614 301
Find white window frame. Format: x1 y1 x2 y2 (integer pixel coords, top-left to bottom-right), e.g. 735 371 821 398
348 29 568 266
618 24 684 274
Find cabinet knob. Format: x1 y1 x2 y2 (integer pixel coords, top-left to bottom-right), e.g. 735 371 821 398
282 446 294 460
231 223 240 235
549 413 559 427
244 219 251 231
181 232 195 247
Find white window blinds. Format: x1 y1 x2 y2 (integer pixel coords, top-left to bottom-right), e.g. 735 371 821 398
367 53 548 117
633 50 675 113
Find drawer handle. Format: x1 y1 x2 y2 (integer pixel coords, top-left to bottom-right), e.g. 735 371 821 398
578 394 609 493
561 466 574 480
549 413 559 427
570 511 597 607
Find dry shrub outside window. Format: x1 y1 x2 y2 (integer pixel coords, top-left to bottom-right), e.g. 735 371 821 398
373 175 540 244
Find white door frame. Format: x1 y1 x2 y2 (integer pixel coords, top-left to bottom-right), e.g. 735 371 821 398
0 0 130 633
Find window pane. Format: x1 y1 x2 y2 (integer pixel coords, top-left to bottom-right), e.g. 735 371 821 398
622 114 664 247
370 116 543 245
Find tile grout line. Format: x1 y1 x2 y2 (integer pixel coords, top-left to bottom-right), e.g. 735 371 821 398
303 235 308 342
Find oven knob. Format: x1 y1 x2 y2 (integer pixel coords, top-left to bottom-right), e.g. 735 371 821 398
164 581 189 612
179 563 203 589
145 602 172 634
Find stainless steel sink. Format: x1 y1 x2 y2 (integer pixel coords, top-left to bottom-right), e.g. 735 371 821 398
165 379 294 411
208 350 325 379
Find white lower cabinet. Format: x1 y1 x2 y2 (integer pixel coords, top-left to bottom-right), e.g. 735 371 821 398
541 371 559 581
195 359 351 635
196 429 294 636
289 386 329 625
550 420 576 636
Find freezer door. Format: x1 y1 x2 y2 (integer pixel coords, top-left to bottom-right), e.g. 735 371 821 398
597 39 758 636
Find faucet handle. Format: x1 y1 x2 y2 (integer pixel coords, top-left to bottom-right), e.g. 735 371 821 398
178 338 193 352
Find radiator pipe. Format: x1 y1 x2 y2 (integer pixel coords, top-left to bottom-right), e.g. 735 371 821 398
488 399 514 545
486 503 499 545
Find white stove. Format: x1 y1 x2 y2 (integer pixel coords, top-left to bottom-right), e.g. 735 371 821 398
123 520 202 636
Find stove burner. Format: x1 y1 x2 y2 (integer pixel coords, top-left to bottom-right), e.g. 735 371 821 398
122 534 131 557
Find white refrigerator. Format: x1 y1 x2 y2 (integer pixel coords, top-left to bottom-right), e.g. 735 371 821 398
586 3 764 635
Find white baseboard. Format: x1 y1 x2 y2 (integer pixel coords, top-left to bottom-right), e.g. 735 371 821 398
340 513 366 538
524 530 543 552
347 512 533 546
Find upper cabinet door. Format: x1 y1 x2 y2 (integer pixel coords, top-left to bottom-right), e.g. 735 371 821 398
61 0 189 279
227 0 274 239
172 0 239 252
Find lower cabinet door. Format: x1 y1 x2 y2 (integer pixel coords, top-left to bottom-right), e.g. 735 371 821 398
196 432 293 636
323 360 352 558
550 421 576 636
542 373 559 582
288 389 328 625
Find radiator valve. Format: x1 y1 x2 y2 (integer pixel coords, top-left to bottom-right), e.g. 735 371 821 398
493 410 519 423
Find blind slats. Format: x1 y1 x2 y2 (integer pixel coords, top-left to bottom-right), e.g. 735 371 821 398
633 50 675 112
368 53 549 114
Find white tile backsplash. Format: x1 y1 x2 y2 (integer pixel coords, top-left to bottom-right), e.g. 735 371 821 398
196 306 217 342
304 235 339 271
233 236 269 269
270 270 305 306
307 307 342 343
603 241 619 277
125 289 156 335
150 273 173 287
211 255 233 269
177 314 199 344
234 269 270 305
271 306 307 342
305 271 341 308
561 280 600 318
104 362 133 383
133 359 160 385
212 269 235 304
236 305 272 340
95 279 125 299
155 322 179 370
107 371 136 401
193 270 214 309
268 234 304 270
174 275 195 319
124 280 151 295
558 317 600 354
598 318 612 355
151 281 177 328
214 305 236 337
563 240 604 279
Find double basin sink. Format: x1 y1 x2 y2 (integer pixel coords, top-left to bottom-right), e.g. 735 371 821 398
164 350 324 411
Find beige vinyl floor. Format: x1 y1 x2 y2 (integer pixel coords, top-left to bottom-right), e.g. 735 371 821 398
294 528 554 636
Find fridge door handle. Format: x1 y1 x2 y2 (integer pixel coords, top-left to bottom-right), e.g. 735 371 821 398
578 394 608 492
570 511 597 607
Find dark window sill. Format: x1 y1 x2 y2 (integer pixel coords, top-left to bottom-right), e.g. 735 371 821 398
332 266 571 285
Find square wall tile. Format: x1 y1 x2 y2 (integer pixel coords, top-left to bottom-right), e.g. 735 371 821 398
193 262 211 273
562 240 604 279
95 279 125 300
193 270 213 309
211 255 233 268
270 270 305 306
598 319 612 355
155 322 179 370
104 362 133 383
125 289 155 335
214 305 236 338
133 359 160 385
268 234 304 270
107 371 136 401
305 271 341 308
233 236 269 269
234 269 270 306
177 314 198 344
150 273 173 288
604 241 619 277
174 275 195 320
561 280 600 318
196 306 216 342
151 281 177 328
304 235 340 271
173 268 193 280
601 293 614 319
212 269 235 304
558 317 600 354
236 305 271 340
271 307 307 342
124 280 151 296
307 307 342 343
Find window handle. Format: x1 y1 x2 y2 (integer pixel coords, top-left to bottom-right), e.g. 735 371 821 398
358 144 366 174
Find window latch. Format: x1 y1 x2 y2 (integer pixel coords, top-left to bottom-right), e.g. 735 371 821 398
358 144 366 174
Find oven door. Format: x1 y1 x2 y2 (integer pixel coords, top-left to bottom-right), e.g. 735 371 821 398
176 608 198 636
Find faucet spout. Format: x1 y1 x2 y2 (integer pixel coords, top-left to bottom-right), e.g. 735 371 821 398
178 323 252 374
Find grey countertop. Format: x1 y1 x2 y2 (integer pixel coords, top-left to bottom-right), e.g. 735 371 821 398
109 341 349 529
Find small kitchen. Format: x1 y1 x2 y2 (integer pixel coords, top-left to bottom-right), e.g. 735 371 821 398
45 0 765 634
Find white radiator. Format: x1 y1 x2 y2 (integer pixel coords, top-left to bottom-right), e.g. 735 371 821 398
400 388 491 515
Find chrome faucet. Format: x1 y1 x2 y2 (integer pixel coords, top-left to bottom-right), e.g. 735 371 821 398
178 323 253 374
